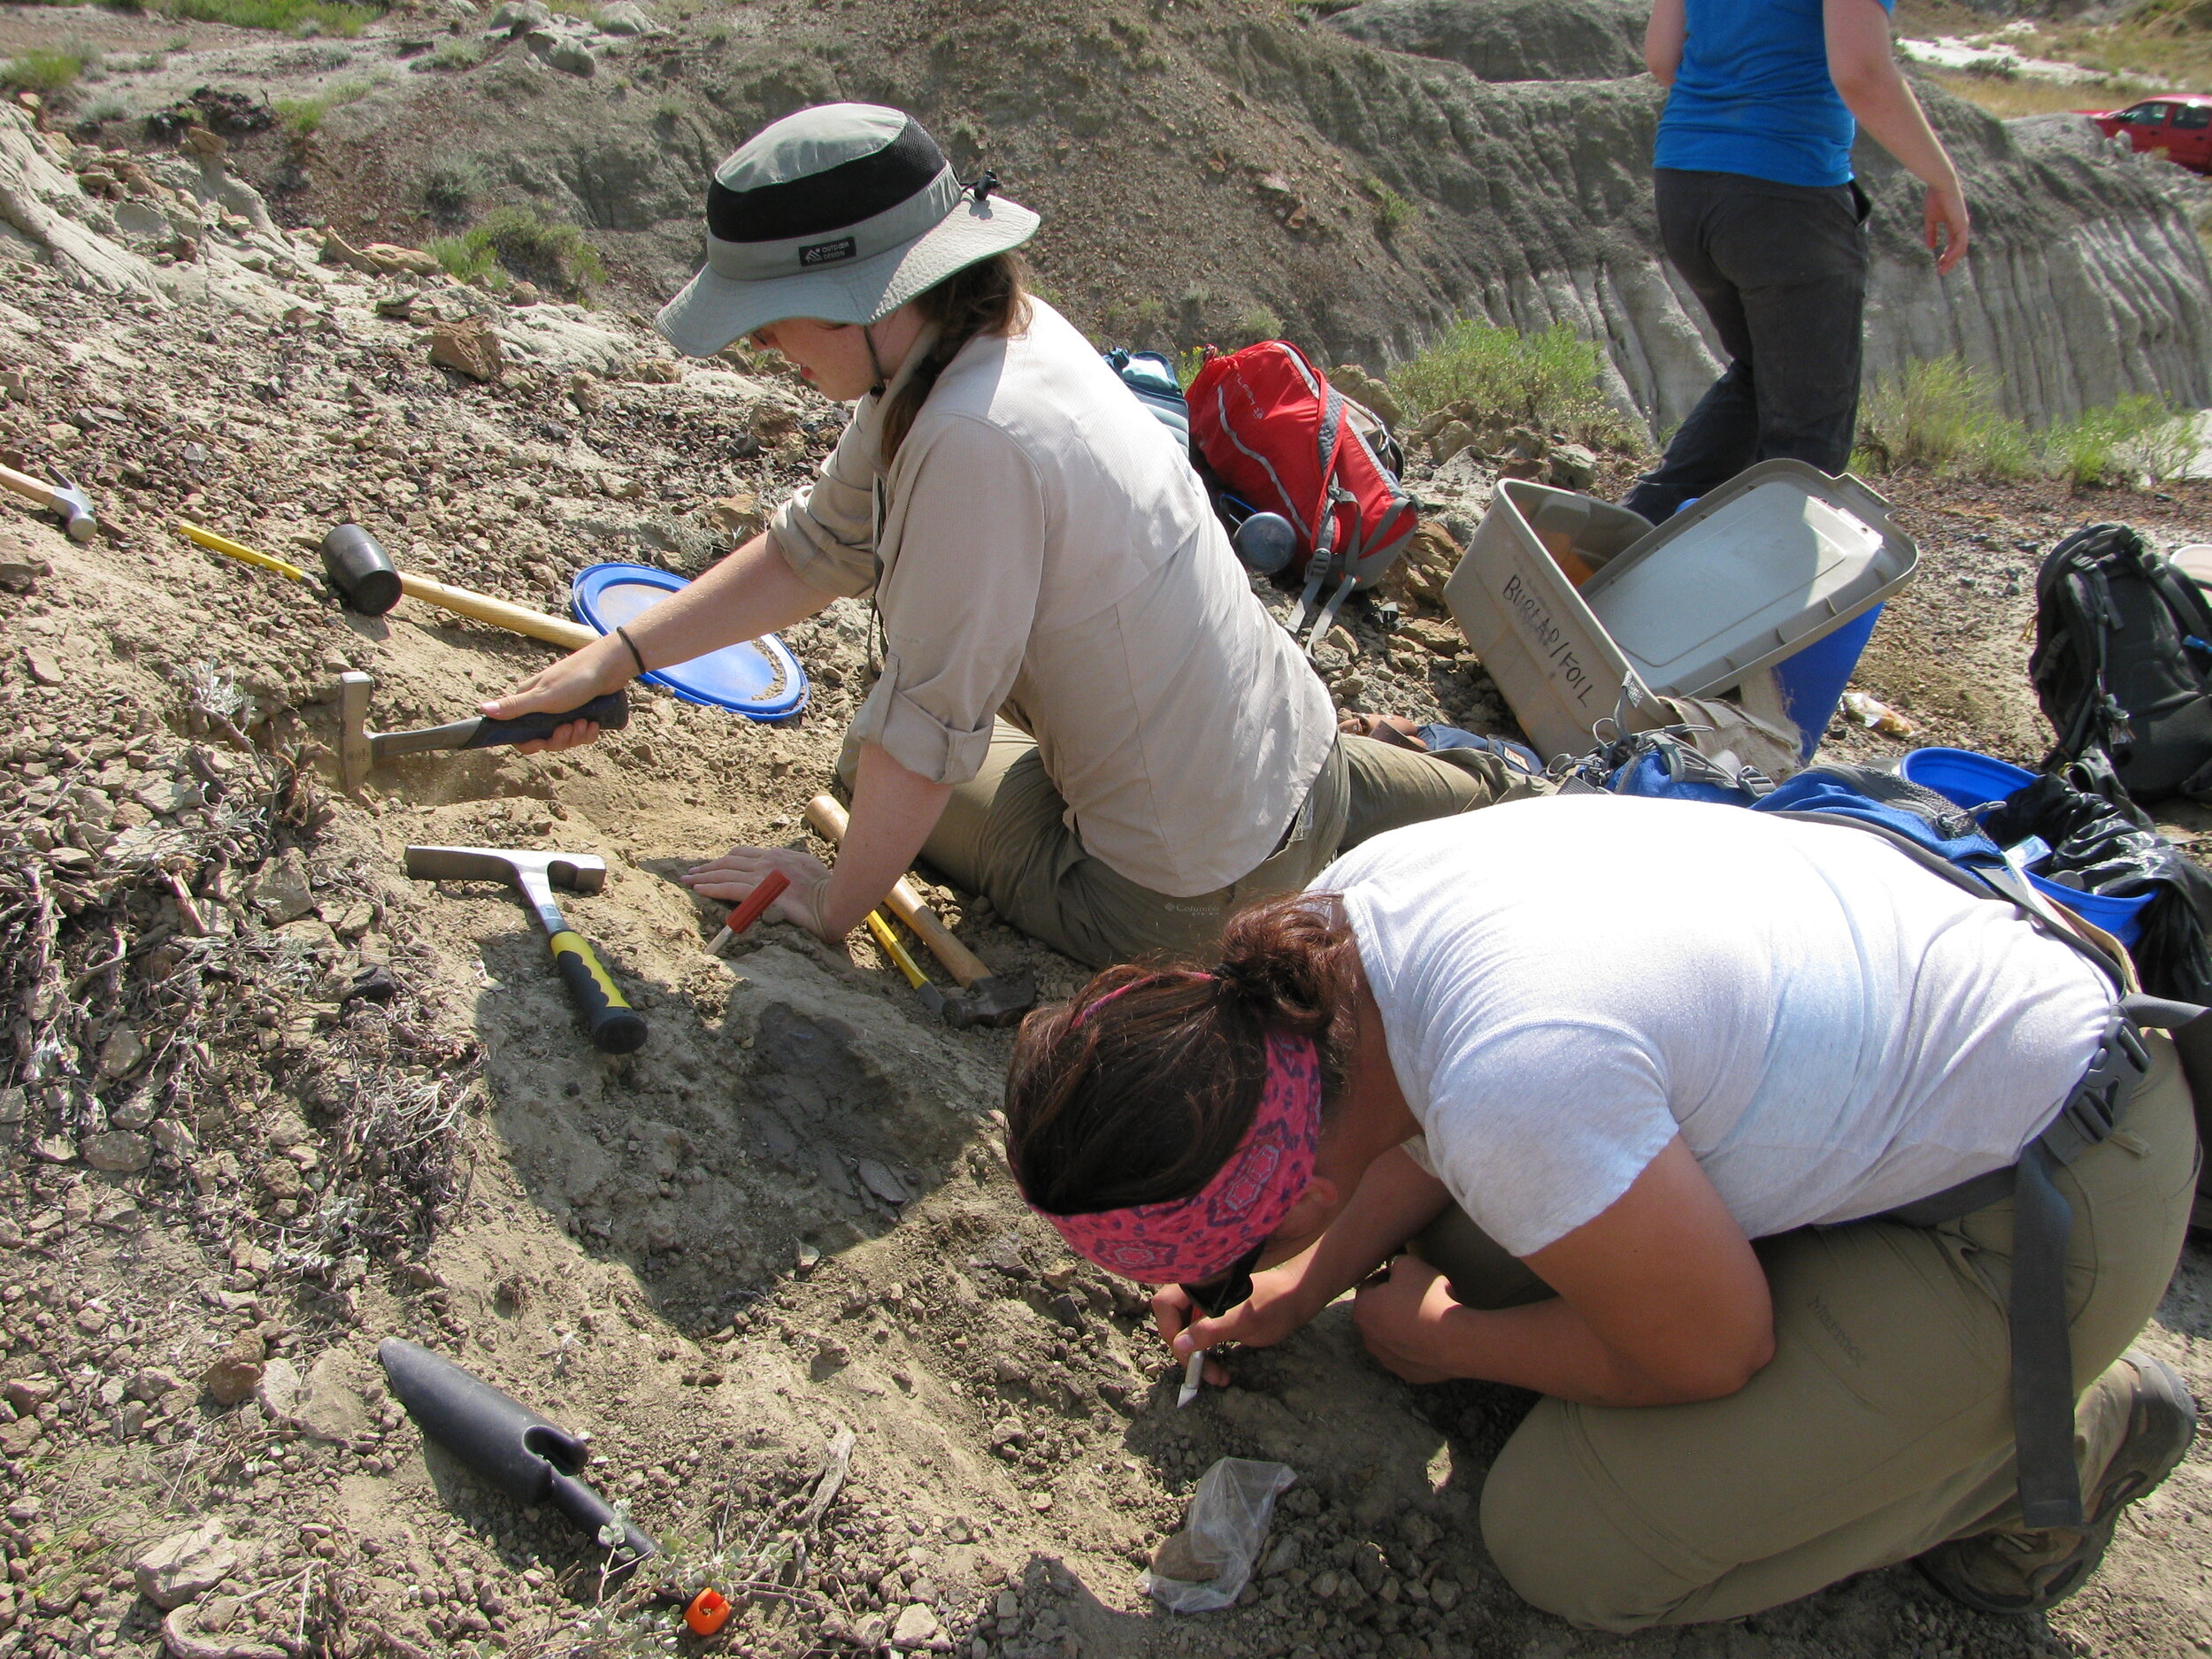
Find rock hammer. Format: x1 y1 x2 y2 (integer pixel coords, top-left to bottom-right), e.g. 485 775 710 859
803 793 1037 1028
338 671 626 794
403 845 649 1054
0 461 96 541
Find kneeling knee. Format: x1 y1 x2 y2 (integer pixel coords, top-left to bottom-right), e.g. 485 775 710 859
1481 1469 1678 1633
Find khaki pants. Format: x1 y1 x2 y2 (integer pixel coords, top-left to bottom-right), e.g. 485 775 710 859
1413 1033 2198 1631
879 726 1538 969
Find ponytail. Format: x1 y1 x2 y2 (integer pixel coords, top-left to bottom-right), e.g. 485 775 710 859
879 250 1032 462
1003 895 1360 1216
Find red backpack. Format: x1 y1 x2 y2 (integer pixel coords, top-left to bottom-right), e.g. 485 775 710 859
1187 340 1418 651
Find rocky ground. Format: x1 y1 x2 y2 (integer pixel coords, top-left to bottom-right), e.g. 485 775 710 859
7 71 2212 1659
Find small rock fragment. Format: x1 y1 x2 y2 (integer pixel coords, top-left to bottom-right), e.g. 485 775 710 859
427 315 504 382
81 1129 152 1171
889 1603 941 1648
134 1521 238 1609
256 1356 302 1417
200 1333 265 1407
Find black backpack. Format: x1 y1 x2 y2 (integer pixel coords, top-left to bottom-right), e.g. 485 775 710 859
2031 522 2212 802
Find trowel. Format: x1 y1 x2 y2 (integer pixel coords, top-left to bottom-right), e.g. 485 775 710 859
378 1338 657 1563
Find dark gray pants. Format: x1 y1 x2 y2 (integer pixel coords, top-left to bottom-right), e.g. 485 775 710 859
1623 168 1871 524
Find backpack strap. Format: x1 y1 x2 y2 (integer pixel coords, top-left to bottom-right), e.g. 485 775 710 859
1777 805 2188 1528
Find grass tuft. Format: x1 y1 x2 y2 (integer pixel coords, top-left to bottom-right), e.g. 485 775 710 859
1388 317 1624 440
419 152 486 221
421 35 484 71
1854 355 2194 488
155 0 380 36
2 47 89 95
273 73 374 136
428 205 605 296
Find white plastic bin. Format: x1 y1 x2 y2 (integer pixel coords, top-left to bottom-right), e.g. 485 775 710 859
1443 459 1916 762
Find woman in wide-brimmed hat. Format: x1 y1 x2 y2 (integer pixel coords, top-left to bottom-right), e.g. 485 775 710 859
485 103 1532 967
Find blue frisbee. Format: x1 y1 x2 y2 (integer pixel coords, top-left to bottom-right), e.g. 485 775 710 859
571 562 809 721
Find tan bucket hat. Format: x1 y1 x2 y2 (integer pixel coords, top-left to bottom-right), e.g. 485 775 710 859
655 103 1039 357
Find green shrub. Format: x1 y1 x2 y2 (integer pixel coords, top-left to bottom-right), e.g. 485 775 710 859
419 153 485 221
1855 355 2193 488
429 206 605 296
274 73 374 136
2 48 89 95
2042 394 2194 488
1854 356 2033 478
1369 181 1414 240
155 0 379 34
422 35 483 70
1387 317 1622 438
1233 303 1284 346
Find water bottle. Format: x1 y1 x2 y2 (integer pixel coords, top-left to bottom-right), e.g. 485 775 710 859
1233 512 1296 576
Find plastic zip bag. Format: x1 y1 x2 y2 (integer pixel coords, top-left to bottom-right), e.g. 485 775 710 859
1141 1458 1297 1614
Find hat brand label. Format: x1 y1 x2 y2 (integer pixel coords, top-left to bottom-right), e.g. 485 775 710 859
799 236 856 266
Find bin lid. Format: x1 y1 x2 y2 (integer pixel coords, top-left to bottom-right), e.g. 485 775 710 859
570 562 809 720
1582 460 1916 698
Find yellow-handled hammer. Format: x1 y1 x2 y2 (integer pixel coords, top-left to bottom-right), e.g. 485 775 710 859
403 846 647 1054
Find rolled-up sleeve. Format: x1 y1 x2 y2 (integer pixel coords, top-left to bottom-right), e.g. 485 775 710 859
848 415 1045 785
768 408 880 599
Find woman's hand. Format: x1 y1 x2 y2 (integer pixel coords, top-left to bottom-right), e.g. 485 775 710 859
1152 1260 1326 1392
680 844 834 941
1353 1256 1471 1386
480 641 632 755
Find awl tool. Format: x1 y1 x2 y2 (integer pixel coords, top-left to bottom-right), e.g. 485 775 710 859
705 868 788 956
1177 1251 1259 1408
0 461 96 541
338 672 626 793
404 846 648 1054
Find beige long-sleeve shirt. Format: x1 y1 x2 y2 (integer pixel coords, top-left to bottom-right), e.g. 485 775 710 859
768 300 1335 897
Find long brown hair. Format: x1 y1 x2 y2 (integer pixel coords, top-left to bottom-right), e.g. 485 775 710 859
1004 894 1361 1216
879 250 1033 461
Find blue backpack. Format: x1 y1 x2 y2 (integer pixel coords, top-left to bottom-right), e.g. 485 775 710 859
1102 349 1191 457
1571 729 2008 872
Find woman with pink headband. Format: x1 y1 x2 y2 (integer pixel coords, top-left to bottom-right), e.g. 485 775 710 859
1003 801 2197 1631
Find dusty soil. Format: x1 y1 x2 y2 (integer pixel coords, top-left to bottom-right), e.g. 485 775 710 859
6 64 2212 1659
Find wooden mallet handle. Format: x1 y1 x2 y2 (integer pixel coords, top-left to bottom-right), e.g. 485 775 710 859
803 794 992 988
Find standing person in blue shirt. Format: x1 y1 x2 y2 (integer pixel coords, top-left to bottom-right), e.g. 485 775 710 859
1621 0 1971 523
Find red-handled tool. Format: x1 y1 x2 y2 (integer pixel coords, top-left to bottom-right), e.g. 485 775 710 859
705 868 788 956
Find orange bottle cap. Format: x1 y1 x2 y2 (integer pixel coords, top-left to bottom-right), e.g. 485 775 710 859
685 1587 733 1636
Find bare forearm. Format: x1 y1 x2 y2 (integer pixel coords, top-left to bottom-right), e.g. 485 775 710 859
1432 1298 1751 1406
818 741 953 940
1644 0 1685 84
1287 1148 1453 1319
624 532 835 672
1837 65 1960 194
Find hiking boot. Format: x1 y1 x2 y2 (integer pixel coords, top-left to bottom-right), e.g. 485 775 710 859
1917 1350 2198 1615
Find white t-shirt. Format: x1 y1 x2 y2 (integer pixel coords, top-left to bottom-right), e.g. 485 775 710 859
1319 795 2116 1257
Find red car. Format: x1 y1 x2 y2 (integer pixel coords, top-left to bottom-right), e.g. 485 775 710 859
2082 95 2212 173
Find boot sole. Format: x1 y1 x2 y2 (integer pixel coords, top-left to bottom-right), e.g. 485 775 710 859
1918 1350 2197 1616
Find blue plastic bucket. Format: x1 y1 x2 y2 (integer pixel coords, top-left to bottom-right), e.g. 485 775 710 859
1899 747 2153 946
1772 603 1885 761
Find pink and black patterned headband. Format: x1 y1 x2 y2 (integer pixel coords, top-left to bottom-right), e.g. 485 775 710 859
1029 987 1324 1282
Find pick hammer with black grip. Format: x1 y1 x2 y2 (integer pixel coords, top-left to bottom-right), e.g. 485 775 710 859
403 845 649 1054
377 1339 656 1564
339 671 627 793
